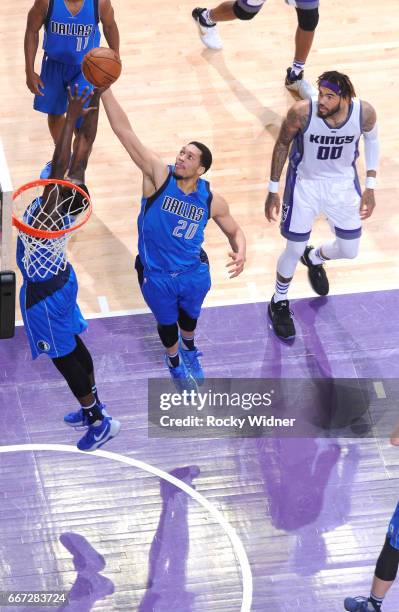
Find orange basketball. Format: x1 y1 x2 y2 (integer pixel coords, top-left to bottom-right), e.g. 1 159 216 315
82 47 122 88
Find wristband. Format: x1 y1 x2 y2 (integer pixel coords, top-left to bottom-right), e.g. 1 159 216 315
268 180 279 193
365 176 376 190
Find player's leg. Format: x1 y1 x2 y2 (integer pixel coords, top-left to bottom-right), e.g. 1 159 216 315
177 261 211 383
269 178 316 339
285 1 319 99
344 504 399 610
53 348 120 452
268 239 307 339
192 0 265 49
302 179 362 293
134 257 197 390
62 335 108 426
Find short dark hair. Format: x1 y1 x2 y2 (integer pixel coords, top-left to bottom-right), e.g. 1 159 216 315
189 141 213 173
317 71 356 99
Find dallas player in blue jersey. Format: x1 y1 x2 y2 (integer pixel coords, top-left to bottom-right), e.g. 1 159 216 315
17 85 121 451
24 0 119 174
192 0 319 99
344 501 399 611
101 88 246 388
264 70 379 339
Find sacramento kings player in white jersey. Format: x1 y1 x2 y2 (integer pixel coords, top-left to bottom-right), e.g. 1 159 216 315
264 70 379 339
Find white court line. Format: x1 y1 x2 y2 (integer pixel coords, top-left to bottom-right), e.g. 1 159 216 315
0 443 253 612
97 295 110 314
373 381 387 399
14 285 399 326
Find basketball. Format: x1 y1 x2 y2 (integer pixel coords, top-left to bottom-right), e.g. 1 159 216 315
82 47 122 88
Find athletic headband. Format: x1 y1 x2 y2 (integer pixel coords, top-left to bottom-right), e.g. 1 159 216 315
319 79 341 95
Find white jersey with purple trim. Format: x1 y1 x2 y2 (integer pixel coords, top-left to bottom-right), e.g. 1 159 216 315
291 97 362 182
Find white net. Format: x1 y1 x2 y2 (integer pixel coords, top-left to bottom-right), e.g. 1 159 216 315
14 181 90 280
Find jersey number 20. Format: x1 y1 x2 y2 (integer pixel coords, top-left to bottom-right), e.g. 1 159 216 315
172 220 199 240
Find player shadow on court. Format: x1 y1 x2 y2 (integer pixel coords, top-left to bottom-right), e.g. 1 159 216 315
192 49 282 138
138 466 200 612
254 436 351 575
289 441 361 576
262 296 375 436
56 532 114 611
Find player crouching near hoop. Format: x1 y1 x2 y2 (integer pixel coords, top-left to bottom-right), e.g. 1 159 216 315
15 85 121 452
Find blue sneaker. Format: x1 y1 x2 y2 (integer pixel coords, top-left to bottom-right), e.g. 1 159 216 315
344 596 375 611
165 353 198 393
64 404 109 428
40 160 53 179
180 345 205 385
77 417 121 452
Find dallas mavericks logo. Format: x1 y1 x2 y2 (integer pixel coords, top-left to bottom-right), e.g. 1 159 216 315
37 340 51 352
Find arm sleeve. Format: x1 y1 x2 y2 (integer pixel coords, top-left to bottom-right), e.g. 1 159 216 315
363 123 380 172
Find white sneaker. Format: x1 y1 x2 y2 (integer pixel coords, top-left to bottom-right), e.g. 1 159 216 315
285 67 317 100
192 7 223 50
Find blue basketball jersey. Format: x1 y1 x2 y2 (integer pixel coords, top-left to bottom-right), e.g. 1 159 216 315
16 197 73 282
137 167 213 274
43 0 101 65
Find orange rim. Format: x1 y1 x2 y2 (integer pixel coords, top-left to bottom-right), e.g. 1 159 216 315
12 178 92 239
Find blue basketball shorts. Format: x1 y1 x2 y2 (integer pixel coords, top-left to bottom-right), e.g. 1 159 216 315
34 54 94 117
387 502 399 550
139 263 211 326
20 267 88 360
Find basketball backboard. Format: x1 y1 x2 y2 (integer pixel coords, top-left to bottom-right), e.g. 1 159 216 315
0 138 15 339
0 138 13 272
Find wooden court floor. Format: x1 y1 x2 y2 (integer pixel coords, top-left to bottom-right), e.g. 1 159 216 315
0 0 398 317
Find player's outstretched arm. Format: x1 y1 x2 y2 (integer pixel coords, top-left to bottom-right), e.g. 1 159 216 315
68 89 102 183
99 0 120 55
101 88 168 188
212 193 246 279
24 0 47 96
51 86 96 180
264 100 309 222
360 100 379 220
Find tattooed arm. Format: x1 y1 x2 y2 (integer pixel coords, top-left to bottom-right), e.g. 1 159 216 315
360 100 379 220
265 100 310 222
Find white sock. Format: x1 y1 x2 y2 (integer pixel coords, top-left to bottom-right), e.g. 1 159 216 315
274 278 290 302
309 247 327 265
290 60 305 77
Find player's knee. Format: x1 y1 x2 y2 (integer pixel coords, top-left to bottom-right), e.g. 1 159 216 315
286 239 308 260
157 323 179 348
233 1 258 20
178 309 198 332
296 7 319 32
338 239 359 259
375 536 399 582
52 353 92 398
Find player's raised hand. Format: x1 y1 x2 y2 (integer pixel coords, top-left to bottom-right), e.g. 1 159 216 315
26 71 44 96
264 192 281 222
226 251 245 278
360 188 376 219
66 85 97 118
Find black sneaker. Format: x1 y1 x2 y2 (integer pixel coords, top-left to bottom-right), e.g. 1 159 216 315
268 296 296 339
301 246 329 296
284 67 316 99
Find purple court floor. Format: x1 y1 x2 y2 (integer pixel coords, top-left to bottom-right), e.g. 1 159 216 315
1 290 399 611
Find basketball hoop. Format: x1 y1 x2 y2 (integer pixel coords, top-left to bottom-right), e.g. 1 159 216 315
13 178 92 280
